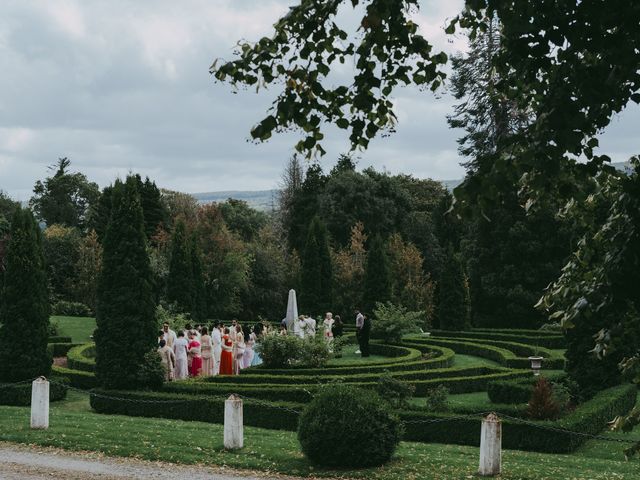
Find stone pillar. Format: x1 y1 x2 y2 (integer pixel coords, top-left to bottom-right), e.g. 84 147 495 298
224 394 243 449
479 413 501 476
30 376 49 429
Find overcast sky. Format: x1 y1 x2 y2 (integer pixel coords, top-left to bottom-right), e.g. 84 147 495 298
1 0 638 201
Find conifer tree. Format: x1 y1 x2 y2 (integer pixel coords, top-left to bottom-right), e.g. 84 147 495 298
140 177 167 239
94 177 159 389
437 248 470 331
363 235 391 314
0 208 51 382
190 232 207 321
300 216 332 315
166 220 193 314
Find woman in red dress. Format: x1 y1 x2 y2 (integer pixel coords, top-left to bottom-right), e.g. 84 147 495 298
219 327 234 375
188 331 203 377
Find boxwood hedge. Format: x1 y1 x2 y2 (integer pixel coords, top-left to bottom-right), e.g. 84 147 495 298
0 379 68 406
47 336 72 344
52 365 99 389
429 329 565 349
66 343 96 372
487 372 567 404
47 342 83 357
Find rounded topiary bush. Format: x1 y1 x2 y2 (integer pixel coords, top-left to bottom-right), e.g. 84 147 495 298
297 384 401 468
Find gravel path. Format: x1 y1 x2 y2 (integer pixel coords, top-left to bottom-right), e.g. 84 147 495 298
0 443 305 480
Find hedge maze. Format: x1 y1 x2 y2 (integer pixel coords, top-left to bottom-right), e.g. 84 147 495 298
45 328 638 454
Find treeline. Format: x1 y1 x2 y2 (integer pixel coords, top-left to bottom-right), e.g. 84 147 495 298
1 153 572 331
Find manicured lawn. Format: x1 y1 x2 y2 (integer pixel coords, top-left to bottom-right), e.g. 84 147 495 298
0 393 638 479
327 343 387 365
51 316 96 344
452 353 501 368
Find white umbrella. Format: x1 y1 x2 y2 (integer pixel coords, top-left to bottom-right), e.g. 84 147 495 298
285 289 298 330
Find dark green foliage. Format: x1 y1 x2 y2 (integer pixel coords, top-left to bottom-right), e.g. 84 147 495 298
0 191 20 238
29 158 100 230
424 385 450 412
362 235 391 313
437 248 469 331
298 385 402 467
47 343 82 357
300 216 332 314
286 163 325 253
488 373 567 404
0 380 67 406
166 220 194 315
0 208 51 382
527 377 561 420
89 185 113 241
256 335 302 369
42 224 81 301
51 300 92 317
52 365 98 389
139 177 167 239
375 371 415 407
94 177 159 390
66 343 95 372
189 233 207 321
218 198 267 242
464 191 571 329
429 329 565 349
47 336 72 344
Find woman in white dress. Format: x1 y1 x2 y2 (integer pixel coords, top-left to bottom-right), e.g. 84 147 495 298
212 323 222 375
234 325 245 375
323 312 335 348
243 328 256 368
173 330 189 380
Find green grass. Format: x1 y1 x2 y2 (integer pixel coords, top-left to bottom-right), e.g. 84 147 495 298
452 353 501 368
326 343 387 365
0 394 639 479
51 316 96 344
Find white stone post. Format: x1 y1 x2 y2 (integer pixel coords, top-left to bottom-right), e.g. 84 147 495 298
30 376 49 429
479 413 501 476
224 394 243 449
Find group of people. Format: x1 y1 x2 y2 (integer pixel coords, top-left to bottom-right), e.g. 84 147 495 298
156 320 265 381
280 312 345 342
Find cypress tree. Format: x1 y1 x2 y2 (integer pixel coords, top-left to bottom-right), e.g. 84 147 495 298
190 233 207 321
0 208 51 382
140 177 167 239
438 248 470 331
166 220 193 314
363 235 391 314
94 177 158 389
300 216 332 315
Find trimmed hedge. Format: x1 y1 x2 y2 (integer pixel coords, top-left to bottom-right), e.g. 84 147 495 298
0 379 68 406
47 342 83 357
400 384 636 453
247 344 455 376
48 336 72 344
89 383 635 453
488 372 567 404
90 389 300 431
430 329 565 349
66 343 96 373
52 365 99 389
404 337 565 370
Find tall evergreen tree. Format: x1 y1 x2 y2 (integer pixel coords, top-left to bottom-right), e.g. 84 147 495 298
362 235 391 314
190 232 207 321
90 184 113 242
94 177 158 389
300 216 332 315
437 248 470 331
166 220 194 314
140 177 168 239
0 208 51 382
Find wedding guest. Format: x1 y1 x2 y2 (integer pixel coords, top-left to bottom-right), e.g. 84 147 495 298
323 312 334 342
360 314 371 357
212 322 222 375
279 324 288 336
234 325 245 374
243 327 256 368
332 315 344 338
219 327 234 375
355 309 364 354
157 330 165 347
200 327 214 376
158 339 176 381
305 315 317 336
173 330 189 379
162 322 177 348
188 331 203 377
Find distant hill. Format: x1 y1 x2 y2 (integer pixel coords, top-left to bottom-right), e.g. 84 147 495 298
191 190 278 211
191 163 633 210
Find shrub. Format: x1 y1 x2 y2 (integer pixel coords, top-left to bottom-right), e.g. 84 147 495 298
47 342 83 357
298 384 401 467
375 371 415 407
52 300 92 317
424 385 449 412
488 372 567 404
48 336 72 344
52 365 98 389
0 379 67 406
48 319 59 336
527 377 561 420
371 301 422 343
256 334 302 368
66 343 96 372
298 335 331 368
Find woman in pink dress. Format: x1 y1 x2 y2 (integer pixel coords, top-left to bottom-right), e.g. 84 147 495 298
188 331 203 377
219 328 234 375
200 327 214 376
